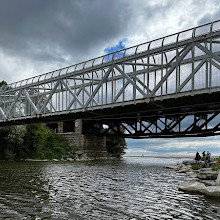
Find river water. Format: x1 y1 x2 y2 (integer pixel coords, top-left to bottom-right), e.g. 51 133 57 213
0 157 219 220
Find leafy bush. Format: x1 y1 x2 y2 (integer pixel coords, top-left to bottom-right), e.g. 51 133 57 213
191 164 200 170
201 156 206 161
211 162 220 171
216 157 220 162
106 131 127 158
0 123 71 160
71 146 80 153
4 149 16 160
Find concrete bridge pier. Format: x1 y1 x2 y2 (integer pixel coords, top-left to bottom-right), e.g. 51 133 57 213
50 119 107 159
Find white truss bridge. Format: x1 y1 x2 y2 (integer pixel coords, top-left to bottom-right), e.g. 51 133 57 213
1 20 220 137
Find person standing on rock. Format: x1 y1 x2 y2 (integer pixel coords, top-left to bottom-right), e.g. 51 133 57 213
202 151 206 157
205 151 211 167
195 152 201 165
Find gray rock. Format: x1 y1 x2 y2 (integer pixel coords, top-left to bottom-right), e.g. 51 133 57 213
200 180 216 186
164 165 179 169
200 186 220 197
200 168 212 172
192 169 200 174
25 159 48 162
179 182 220 197
66 157 74 161
186 171 197 178
75 150 83 155
177 169 188 173
182 160 195 165
52 159 59 162
197 169 218 180
216 172 220 186
174 164 190 172
200 161 206 167
77 154 90 161
178 182 206 193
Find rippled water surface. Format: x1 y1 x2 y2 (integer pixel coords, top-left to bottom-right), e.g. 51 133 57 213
0 157 219 219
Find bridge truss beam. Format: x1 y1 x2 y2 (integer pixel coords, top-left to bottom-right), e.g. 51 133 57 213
82 105 220 138
0 20 220 133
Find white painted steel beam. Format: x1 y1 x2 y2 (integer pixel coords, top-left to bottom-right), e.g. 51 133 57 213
0 20 220 123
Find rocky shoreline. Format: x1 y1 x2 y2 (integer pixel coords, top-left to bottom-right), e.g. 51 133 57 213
165 160 220 197
16 151 115 162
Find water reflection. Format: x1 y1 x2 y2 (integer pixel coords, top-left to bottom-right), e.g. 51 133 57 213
0 158 219 219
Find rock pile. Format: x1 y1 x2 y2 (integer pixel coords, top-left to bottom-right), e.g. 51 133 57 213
165 160 220 197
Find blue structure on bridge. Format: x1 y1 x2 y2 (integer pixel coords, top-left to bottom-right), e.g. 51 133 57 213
1 20 220 138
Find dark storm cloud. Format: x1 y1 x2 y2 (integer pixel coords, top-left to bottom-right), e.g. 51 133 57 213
0 0 127 64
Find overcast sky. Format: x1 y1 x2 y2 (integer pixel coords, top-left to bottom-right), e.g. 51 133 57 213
0 0 220 156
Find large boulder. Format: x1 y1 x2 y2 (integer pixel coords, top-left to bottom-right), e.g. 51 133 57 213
182 160 195 165
178 182 220 197
200 180 216 186
186 171 197 178
164 164 179 169
216 172 220 186
178 182 206 193
164 164 189 171
197 169 219 180
200 186 220 197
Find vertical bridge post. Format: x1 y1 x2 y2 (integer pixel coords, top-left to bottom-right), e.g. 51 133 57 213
52 119 107 159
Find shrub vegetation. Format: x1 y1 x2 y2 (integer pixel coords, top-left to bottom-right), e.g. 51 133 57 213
0 124 71 160
191 164 200 170
106 131 127 158
211 157 220 171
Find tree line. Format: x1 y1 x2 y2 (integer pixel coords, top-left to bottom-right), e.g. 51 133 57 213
0 123 126 160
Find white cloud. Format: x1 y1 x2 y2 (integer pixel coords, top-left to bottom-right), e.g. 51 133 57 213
126 136 220 156
123 0 220 48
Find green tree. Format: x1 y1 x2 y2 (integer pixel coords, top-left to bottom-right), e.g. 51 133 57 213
106 130 127 158
0 80 7 90
0 125 26 160
0 123 71 160
0 80 7 87
24 123 70 159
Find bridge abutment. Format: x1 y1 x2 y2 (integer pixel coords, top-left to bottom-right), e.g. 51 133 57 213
81 134 106 158
47 119 107 159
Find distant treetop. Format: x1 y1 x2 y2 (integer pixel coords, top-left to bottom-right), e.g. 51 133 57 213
0 81 7 87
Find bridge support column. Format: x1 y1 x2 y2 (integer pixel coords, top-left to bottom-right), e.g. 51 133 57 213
81 134 106 158
58 122 64 133
77 119 106 158
53 119 107 159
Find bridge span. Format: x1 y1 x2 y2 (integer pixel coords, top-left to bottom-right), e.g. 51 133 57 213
1 20 220 139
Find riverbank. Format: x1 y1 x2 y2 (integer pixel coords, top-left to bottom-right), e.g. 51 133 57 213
165 158 220 197
0 154 120 162
126 155 220 159
125 155 194 159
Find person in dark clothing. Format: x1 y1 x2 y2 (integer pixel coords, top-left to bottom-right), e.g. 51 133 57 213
202 151 206 157
195 152 201 164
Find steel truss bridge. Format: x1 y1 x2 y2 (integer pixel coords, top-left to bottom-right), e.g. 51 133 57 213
1 20 220 138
